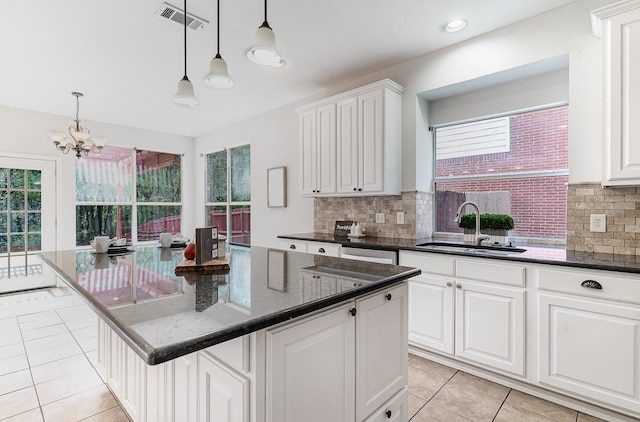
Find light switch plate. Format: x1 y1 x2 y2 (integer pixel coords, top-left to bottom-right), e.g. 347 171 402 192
590 214 606 232
376 213 385 224
397 212 405 224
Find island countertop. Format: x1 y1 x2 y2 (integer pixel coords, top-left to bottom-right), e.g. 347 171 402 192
40 245 420 365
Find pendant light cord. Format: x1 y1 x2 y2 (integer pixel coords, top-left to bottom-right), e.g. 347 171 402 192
183 0 188 78
264 0 268 22
216 0 220 55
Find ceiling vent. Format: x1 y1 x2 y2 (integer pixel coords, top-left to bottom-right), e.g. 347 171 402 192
155 2 208 31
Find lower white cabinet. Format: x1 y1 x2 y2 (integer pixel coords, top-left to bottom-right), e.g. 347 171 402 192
539 293 640 415
454 279 525 376
402 251 526 377
363 387 408 422
266 284 408 422
408 274 454 355
199 353 250 422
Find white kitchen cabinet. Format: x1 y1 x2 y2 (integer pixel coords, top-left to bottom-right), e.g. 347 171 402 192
299 104 337 195
199 352 250 422
454 279 525 376
400 251 526 377
266 284 408 422
363 387 408 422
408 274 455 355
536 264 640 418
296 79 404 197
355 283 408 421
592 1 640 185
266 302 356 422
278 239 340 257
301 268 339 302
539 293 640 416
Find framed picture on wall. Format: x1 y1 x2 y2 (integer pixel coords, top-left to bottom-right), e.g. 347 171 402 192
267 166 287 208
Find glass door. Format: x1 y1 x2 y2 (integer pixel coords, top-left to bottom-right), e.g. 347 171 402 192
0 156 56 293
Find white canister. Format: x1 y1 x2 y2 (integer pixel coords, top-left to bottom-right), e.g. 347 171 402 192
159 233 173 248
92 236 111 253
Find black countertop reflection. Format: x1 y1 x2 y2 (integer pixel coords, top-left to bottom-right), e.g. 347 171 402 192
279 233 640 274
40 246 419 365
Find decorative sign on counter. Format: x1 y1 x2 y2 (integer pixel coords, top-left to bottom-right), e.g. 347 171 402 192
334 220 354 237
195 226 218 265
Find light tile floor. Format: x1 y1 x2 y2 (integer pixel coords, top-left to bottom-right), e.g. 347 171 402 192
407 354 609 422
0 285 613 422
0 286 130 422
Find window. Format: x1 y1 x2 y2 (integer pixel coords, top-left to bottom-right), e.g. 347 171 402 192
205 144 251 245
434 105 569 242
75 147 182 245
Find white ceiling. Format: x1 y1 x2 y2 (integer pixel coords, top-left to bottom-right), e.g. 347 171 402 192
0 0 576 138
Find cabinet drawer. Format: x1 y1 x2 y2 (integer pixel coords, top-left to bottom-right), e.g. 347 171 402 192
279 239 308 253
535 265 640 305
363 386 408 422
399 251 455 276
307 241 341 257
456 259 526 287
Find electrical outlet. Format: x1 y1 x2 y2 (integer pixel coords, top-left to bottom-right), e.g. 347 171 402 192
397 212 405 224
375 213 385 224
590 214 606 232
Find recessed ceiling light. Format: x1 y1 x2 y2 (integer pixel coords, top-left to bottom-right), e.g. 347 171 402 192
444 19 468 33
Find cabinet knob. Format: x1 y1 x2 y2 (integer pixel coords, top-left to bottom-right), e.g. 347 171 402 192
386 293 392 301
456 283 462 289
446 282 452 287
353 187 357 191
581 280 603 290
385 410 392 418
289 244 296 250
318 248 325 253
358 188 363 191
350 308 357 317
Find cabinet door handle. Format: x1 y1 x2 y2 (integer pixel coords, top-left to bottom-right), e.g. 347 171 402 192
350 307 357 317
318 248 325 253
581 280 603 290
385 410 392 418
446 282 452 287
385 293 392 301
289 244 296 250
456 283 462 289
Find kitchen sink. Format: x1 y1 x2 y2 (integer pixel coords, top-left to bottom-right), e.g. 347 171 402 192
416 242 527 254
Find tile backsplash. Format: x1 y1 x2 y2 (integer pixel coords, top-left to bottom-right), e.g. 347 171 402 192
314 191 433 239
567 182 640 255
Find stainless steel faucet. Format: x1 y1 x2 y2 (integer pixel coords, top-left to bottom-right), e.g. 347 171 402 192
454 201 490 246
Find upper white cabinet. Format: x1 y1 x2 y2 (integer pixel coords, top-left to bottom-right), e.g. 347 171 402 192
296 79 404 197
299 104 337 195
592 1 640 185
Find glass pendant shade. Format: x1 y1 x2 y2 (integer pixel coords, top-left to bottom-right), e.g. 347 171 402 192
205 54 234 88
174 77 199 107
247 23 281 66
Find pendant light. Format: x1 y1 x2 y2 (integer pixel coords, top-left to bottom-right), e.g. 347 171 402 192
205 0 233 88
173 0 199 106
247 0 284 67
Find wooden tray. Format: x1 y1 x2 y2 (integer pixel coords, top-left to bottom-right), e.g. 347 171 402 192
175 254 231 275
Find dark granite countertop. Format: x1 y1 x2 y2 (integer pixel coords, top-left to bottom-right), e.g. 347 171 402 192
40 245 419 365
278 233 640 274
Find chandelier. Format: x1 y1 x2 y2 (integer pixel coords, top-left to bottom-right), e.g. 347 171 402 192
47 92 108 158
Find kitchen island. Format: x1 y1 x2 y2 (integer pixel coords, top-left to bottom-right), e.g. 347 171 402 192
40 245 420 422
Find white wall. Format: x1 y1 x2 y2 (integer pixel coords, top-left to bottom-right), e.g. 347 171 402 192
195 0 612 247
0 106 194 251
3 0 613 250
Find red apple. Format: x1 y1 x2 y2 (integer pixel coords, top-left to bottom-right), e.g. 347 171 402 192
184 243 196 260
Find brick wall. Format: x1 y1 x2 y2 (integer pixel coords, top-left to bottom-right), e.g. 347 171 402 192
567 183 640 255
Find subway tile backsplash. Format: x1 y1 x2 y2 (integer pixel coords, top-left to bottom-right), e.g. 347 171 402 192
314 191 432 239
567 182 640 255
